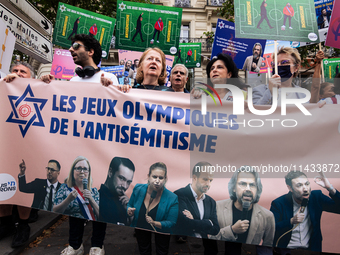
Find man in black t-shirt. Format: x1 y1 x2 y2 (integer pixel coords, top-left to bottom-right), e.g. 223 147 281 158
99 157 135 225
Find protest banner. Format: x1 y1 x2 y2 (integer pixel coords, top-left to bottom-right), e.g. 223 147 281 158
315 0 334 29
211 19 266 71
234 0 320 43
51 49 76 80
325 0 340 49
174 43 201 68
115 0 182 56
101 65 125 77
259 40 291 74
0 19 15 76
52 2 116 58
1 79 340 253
323 58 340 81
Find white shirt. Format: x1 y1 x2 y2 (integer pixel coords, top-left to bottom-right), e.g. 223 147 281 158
287 197 312 249
70 70 119 85
43 180 58 210
189 184 206 238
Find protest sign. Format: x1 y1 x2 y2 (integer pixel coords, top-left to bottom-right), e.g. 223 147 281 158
323 58 340 82
0 19 15 75
234 0 320 43
51 49 76 80
174 43 201 68
115 0 182 55
101 65 125 77
52 2 116 58
325 0 340 49
1 79 340 253
211 19 266 70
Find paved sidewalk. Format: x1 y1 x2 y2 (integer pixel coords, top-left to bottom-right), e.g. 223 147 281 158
0 211 331 255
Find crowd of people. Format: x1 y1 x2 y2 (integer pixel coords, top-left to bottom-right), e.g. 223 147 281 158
1 33 339 255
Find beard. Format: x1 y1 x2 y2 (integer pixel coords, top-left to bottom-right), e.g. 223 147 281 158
253 53 259 59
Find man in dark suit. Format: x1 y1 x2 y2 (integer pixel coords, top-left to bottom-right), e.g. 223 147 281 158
271 170 340 252
174 161 220 255
18 159 61 211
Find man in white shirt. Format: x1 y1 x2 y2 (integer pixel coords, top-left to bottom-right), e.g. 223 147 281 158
41 34 119 255
18 159 61 211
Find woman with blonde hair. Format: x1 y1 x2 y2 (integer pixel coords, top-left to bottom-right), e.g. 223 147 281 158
54 156 104 255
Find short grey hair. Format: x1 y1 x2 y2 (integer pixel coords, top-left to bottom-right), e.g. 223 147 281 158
10 61 35 78
228 166 263 204
171 64 188 79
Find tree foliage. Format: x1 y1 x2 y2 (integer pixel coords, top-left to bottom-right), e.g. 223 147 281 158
218 0 235 22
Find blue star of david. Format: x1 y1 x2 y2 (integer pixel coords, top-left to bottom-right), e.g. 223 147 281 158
6 84 48 138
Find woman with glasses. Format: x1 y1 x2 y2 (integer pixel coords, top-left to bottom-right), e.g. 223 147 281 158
54 156 101 255
252 46 305 105
127 162 178 255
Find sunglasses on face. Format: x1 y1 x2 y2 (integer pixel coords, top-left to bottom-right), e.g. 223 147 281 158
71 42 86 50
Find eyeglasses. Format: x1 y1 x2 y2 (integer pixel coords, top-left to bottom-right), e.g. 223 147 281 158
46 167 59 173
71 42 85 50
74 167 89 173
271 60 296 67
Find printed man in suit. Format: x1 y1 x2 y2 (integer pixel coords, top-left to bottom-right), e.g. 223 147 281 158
18 159 61 211
174 161 220 255
210 166 275 254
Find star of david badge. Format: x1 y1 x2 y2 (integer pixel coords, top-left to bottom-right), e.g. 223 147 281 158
59 4 66 12
119 2 126 11
6 85 48 138
218 20 225 29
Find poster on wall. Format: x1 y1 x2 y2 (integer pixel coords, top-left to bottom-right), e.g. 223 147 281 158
52 2 116 58
234 0 320 43
115 0 182 55
174 43 201 68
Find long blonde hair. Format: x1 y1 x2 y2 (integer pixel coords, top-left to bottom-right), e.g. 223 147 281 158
135 47 167 85
66 156 92 189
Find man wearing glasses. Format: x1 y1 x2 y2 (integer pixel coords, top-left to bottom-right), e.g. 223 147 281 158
210 167 275 254
18 159 61 211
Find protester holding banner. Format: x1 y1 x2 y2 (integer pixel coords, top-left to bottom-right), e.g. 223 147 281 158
205 53 247 101
0 61 36 248
319 73 340 104
54 156 100 255
127 162 178 255
252 47 305 105
133 47 173 91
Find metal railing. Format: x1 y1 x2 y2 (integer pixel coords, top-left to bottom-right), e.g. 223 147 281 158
174 0 191 7
206 0 226 6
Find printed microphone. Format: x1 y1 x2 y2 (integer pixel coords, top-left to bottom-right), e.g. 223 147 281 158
242 201 251 220
300 198 308 213
82 178 89 205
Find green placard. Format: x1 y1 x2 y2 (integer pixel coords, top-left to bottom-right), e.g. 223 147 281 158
53 3 116 58
323 58 340 82
234 0 319 43
174 43 201 68
115 1 182 55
